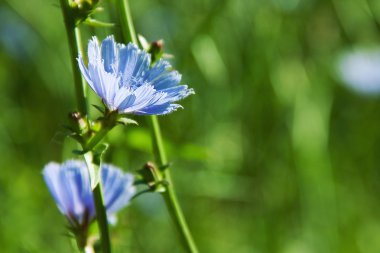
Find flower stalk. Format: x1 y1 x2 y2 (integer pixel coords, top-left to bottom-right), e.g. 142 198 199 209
59 1 112 252
92 183 111 252
82 111 118 153
118 1 198 252
60 0 87 115
119 0 138 48
84 152 113 253
151 117 199 253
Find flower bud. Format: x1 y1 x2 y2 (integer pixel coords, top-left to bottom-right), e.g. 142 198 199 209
138 162 166 192
68 111 88 134
71 0 98 10
148 40 164 64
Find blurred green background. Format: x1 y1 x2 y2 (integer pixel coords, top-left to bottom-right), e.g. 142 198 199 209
1 0 380 252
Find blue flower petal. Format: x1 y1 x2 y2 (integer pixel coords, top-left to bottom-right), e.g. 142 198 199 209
158 85 195 104
113 86 135 110
43 160 94 225
144 60 182 90
101 36 117 73
136 103 183 115
101 164 135 214
119 84 162 113
78 55 94 90
118 43 150 88
43 162 68 214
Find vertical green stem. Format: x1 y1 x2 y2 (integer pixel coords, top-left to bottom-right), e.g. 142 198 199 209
59 1 111 252
118 1 198 252
60 0 87 115
93 184 112 253
84 153 112 253
119 0 138 45
151 117 199 253
70 238 83 253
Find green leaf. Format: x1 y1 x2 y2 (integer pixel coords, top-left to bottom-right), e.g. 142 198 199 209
117 115 138 125
83 18 114 27
92 143 109 166
137 162 166 192
92 104 105 113
72 149 86 155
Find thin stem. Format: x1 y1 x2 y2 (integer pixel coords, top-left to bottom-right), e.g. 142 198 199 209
93 184 112 253
60 0 88 115
84 125 114 153
119 0 138 45
59 1 111 252
118 1 198 252
151 117 199 253
70 237 83 253
84 153 112 253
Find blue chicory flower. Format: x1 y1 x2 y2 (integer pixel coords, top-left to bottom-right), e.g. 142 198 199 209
78 35 194 115
42 160 135 227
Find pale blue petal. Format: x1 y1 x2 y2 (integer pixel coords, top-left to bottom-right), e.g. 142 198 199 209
101 71 120 109
88 37 101 65
155 85 195 105
152 70 182 90
88 62 107 101
63 166 87 221
101 36 117 73
42 160 95 225
101 164 135 215
144 59 182 90
132 51 150 81
43 162 68 215
113 86 135 110
65 161 94 221
118 43 150 87
86 37 113 104
135 103 183 115
121 84 157 113
87 61 120 109
106 174 135 214
77 56 95 90
143 59 170 82
118 44 136 86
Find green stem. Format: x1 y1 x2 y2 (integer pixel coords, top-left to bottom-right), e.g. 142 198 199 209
93 184 112 253
59 1 111 252
70 237 83 253
84 153 112 253
84 125 114 153
151 117 199 253
118 1 198 252
60 0 87 115
119 0 138 45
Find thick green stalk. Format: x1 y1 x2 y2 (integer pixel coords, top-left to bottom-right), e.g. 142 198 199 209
59 1 111 252
118 1 198 252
